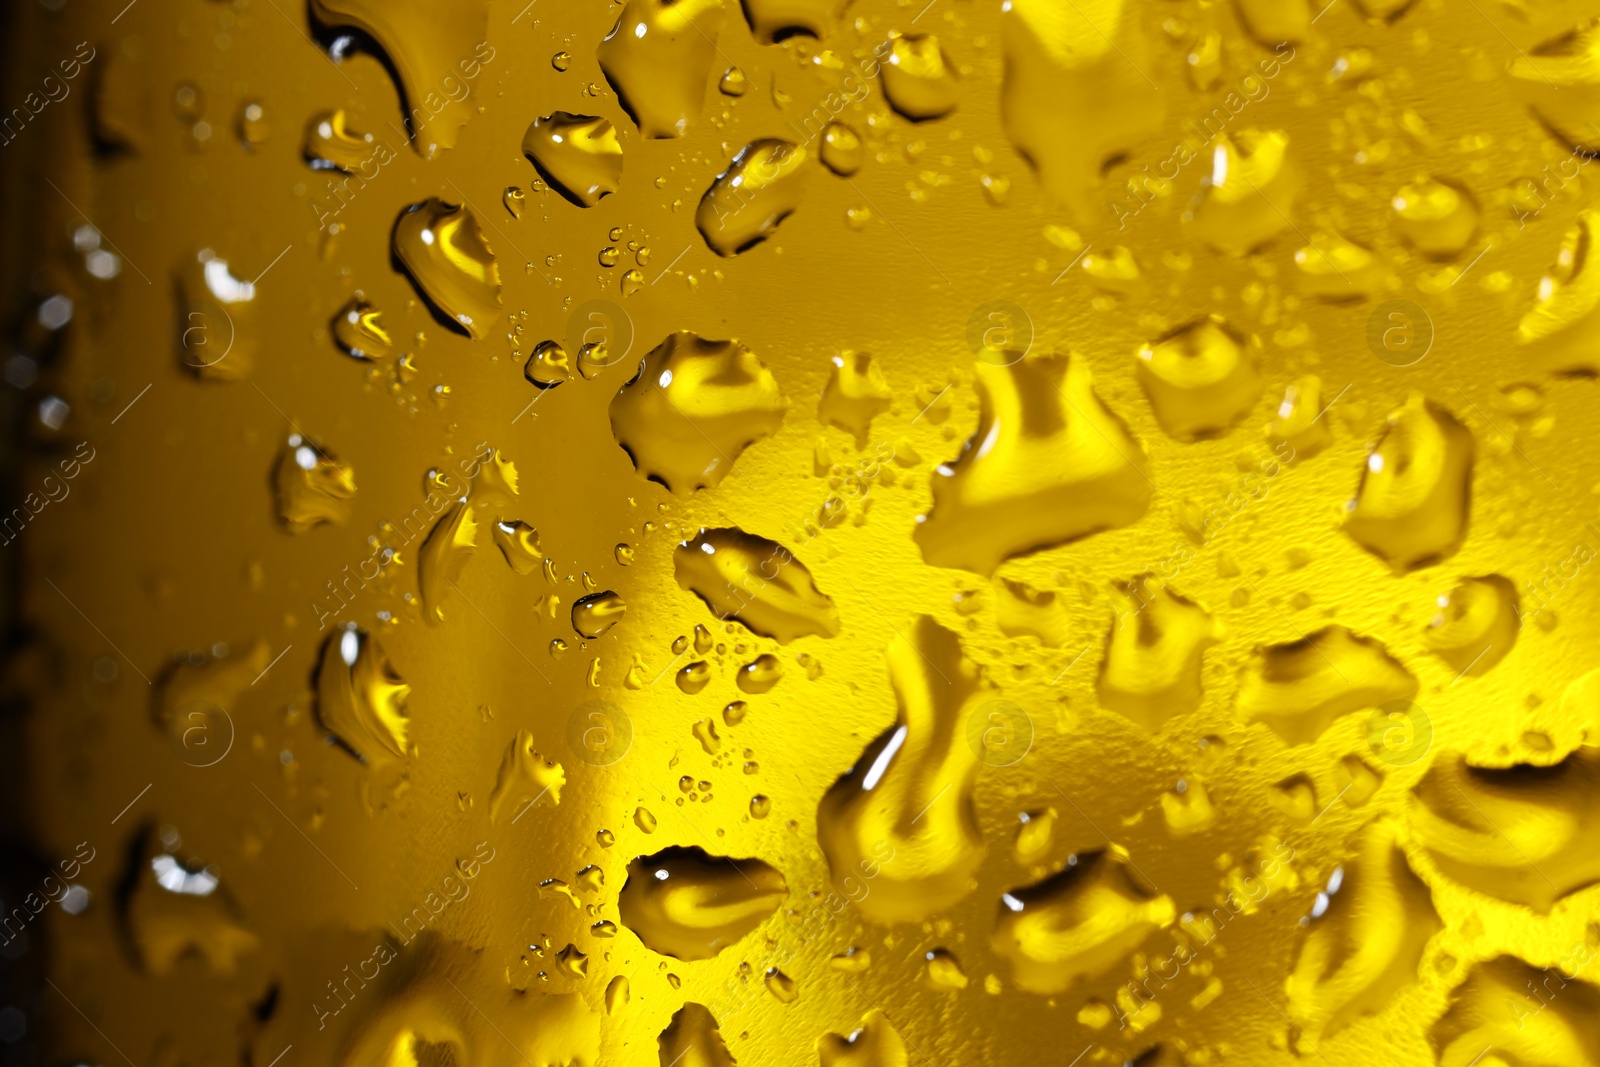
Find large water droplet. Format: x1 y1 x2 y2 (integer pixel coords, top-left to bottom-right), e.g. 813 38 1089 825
674 526 839 642
617 845 787 960
817 617 986 924
309 0 490 157
914 352 1152 575
741 0 839 42
492 519 542 574
1345 392 1475 573
1189 131 1297 256
121 829 259 975
1097 579 1220 730
392 198 502 341
1425 574 1518 677
1234 625 1417 746
1516 209 1600 372
1410 686 1600 913
880 33 958 121
819 122 863 176
572 590 627 638
1285 819 1440 1053
1430 954 1600 1067
1234 0 1309 46
1000 0 1164 219
303 109 374 172
991 849 1176 994
1135 317 1263 441
1510 21 1600 155
597 0 727 138
609 331 788 492
176 249 256 382
696 139 809 256
418 499 478 624
1390 177 1479 259
521 112 624 208
315 625 410 763
331 295 396 362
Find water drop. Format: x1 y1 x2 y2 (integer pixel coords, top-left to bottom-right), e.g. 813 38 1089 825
697 140 809 256
618 845 787 959
610 332 788 492
392 199 502 341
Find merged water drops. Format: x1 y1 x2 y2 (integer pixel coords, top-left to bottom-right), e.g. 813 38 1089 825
318 937 599 1067
616 845 787 960
1284 819 1440 1054
417 499 477 624
521 113 623 208
392 199 502 341
657 1003 736 1067
1430 955 1600 1067
121 829 258 975
1517 210 1600 372
609 331 788 492
696 139 809 256
816 617 987 924
741 0 838 42
1509 19 1600 155
1409 684 1600 913
914 352 1151 575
